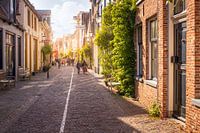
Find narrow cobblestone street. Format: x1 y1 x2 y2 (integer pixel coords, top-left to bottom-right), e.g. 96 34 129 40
0 66 183 133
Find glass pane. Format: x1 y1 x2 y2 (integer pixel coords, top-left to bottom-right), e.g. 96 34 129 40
181 72 186 118
150 20 157 41
138 26 142 43
174 0 186 15
151 42 158 79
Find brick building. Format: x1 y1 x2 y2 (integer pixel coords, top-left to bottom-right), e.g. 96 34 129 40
135 0 200 131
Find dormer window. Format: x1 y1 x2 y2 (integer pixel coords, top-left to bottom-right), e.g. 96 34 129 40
174 0 186 15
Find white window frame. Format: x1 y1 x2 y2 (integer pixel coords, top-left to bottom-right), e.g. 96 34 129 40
148 17 158 82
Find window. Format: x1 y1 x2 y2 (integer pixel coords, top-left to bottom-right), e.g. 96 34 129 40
0 29 3 69
34 17 37 31
6 33 15 76
32 14 34 28
174 0 186 15
28 10 31 26
137 25 143 77
18 37 21 66
150 19 158 80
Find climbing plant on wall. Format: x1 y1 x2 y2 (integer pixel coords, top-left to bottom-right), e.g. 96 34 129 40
95 3 114 78
111 0 136 97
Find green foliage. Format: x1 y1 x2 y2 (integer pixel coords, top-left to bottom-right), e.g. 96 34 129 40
41 44 52 56
41 44 52 66
81 43 92 59
148 102 160 117
95 3 114 78
81 43 93 68
67 48 73 58
111 0 136 97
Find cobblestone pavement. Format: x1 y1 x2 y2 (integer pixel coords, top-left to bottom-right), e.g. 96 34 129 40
0 66 184 133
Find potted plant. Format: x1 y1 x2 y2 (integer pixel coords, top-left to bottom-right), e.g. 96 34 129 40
41 44 53 78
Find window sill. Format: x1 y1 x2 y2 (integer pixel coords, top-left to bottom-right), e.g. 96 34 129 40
136 76 143 83
192 99 200 108
144 80 157 88
172 10 187 21
136 0 144 6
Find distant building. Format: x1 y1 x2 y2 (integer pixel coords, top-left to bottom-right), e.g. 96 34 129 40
37 10 51 26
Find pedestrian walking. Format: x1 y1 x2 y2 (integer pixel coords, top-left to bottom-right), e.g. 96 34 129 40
82 60 87 74
76 61 81 74
58 59 61 69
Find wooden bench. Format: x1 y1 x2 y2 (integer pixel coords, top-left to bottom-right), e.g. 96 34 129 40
106 77 121 91
0 72 15 90
18 67 31 80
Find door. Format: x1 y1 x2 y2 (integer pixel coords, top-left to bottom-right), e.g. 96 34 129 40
33 39 38 72
6 33 16 77
174 22 186 118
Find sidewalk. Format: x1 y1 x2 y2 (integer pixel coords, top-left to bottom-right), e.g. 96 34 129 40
88 69 185 132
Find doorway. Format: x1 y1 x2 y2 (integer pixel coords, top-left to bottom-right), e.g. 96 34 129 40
6 33 16 77
173 22 186 118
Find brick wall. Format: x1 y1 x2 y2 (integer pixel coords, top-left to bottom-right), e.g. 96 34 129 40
135 82 157 108
135 0 168 118
157 0 168 118
186 0 200 131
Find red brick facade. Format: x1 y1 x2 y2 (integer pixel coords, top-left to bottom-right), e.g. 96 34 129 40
186 0 200 132
135 0 200 132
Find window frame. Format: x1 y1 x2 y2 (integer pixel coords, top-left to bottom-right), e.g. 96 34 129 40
137 24 143 78
18 36 22 66
174 0 186 15
149 18 158 81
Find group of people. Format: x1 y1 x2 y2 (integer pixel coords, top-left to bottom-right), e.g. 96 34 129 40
76 60 88 74
55 58 75 69
55 58 88 74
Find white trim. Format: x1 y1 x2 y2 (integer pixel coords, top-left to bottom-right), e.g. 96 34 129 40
144 80 157 88
59 68 74 133
192 99 200 108
136 0 144 6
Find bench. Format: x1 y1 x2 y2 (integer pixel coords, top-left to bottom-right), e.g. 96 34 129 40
0 72 16 90
106 77 121 91
18 67 31 80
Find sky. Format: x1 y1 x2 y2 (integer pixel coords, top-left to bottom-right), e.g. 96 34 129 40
29 0 90 40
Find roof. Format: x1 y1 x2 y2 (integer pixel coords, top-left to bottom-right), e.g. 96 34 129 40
24 0 41 19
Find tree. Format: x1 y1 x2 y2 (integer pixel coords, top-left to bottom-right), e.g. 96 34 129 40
67 48 73 59
81 43 93 68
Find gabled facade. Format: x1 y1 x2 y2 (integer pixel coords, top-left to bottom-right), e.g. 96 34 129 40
19 0 40 74
135 0 200 131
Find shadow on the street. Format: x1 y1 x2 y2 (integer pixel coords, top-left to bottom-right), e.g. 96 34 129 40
65 71 148 133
